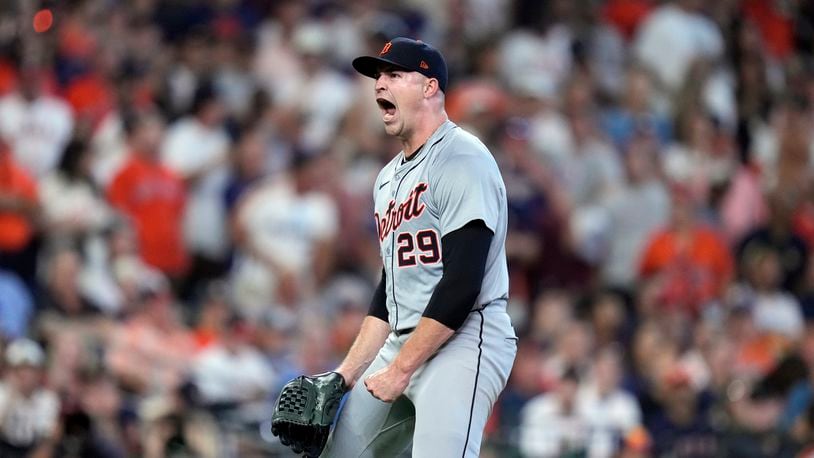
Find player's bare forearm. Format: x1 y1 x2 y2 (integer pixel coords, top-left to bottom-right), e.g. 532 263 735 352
392 317 454 375
335 316 390 387
364 317 454 402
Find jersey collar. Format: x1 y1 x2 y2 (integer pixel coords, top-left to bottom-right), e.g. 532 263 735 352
396 120 456 170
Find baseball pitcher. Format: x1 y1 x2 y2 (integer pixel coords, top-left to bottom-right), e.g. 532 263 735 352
272 37 517 458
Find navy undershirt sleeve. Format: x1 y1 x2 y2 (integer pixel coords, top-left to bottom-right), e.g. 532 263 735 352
367 268 389 322
423 219 493 330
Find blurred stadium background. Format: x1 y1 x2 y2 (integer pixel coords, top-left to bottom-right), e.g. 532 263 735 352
1 0 814 456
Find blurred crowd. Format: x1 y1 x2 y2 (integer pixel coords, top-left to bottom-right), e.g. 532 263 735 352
2 0 814 456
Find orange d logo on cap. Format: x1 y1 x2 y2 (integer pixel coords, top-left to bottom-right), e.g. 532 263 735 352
380 42 392 55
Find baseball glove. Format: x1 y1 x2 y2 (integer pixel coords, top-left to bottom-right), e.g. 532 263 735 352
271 372 348 457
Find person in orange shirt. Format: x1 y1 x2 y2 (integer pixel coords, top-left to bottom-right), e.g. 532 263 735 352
639 184 734 317
0 136 40 292
107 110 188 279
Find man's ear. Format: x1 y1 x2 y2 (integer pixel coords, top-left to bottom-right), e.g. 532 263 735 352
423 78 440 98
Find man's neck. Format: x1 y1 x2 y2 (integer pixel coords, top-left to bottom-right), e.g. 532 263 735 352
401 112 448 159
401 144 424 164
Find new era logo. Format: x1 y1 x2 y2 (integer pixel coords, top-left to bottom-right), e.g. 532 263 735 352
419 60 429 69
380 42 392 55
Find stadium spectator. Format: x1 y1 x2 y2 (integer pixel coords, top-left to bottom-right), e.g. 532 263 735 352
738 192 810 295
232 152 338 318
559 97 623 212
589 291 630 348
107 110 188 279
633 0 724 95
0 136 40 292
105 275 194 395
644 365 721 457
191 281 231 351
0 65 74 178
577 348 643 458
59 372 128 457
39 246 100 319
499 3 574 106
597 133 669 288
520 367 587 457
192 315 275 407
0 339 60 458
38 138 113 247
222 124 270 216
638 184 734 317
255 308 302 396
282 22 355 152
161 83 232 297
739 247 805 341
662 108 737 207
600 66 672 151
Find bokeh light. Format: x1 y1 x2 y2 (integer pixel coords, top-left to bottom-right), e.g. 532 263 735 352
32 9 53 33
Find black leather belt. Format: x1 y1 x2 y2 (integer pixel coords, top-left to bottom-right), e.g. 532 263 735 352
394 327 415 336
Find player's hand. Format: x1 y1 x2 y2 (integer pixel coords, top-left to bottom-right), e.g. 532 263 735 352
364 364 411 402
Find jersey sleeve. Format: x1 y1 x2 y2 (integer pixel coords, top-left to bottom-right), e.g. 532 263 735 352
422 220 492 330
429 154 502 236
367 268 388 322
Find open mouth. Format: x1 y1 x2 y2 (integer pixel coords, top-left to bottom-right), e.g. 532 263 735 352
376 98 397 122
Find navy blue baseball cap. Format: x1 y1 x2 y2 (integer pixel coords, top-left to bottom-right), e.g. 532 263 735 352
352 37 448 92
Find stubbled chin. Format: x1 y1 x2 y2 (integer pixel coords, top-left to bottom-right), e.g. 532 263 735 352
383 121 400 135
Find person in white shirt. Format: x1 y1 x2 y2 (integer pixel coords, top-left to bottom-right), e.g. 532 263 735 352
232 152 338 318
277 22 355 152
253 0 309 105
520 367 588 457
576 347 643 458
633 0 724 94
598 134 670 288
39 138 114 244
498 20 574 104
161 83 232 293
743 247 804 340
521 348 642 458
0 66 74 178
0 339 60 458
192 316 276 406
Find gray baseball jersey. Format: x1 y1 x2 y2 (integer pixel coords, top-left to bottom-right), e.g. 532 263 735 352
322 121 517 458
373 120 509 332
